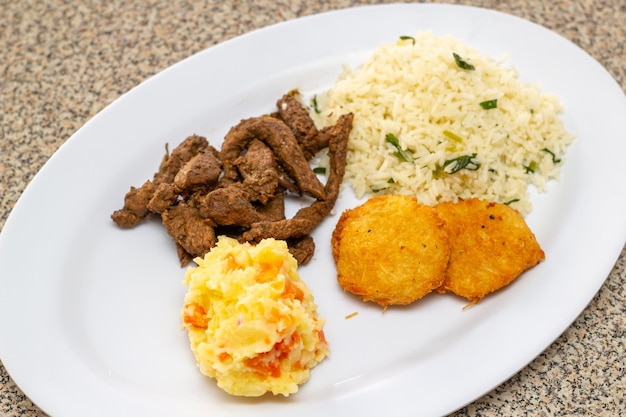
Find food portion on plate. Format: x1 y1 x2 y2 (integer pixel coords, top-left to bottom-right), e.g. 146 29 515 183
110 91 349 396
435 198 545 304
111 91 353 266
109 30 574 397
331 195 544 308
314 30 573 309
182 236 328 397
331 194 451 307
312 31 575 215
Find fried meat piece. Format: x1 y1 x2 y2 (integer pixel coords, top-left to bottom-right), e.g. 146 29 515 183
331 195 450 307
242 218 315 241
242 113 352 243
111 135 210 228
435 198 545 304
154 135 210 185
253 193 286 223
111 180 155 228
173 150 221 193
276 91 322 160
277 91 352 162
199 184 263 227
162 202 216 263
235 139 279 204
220 116 326 200
287 235 316 265
317 113 352 203
147 182 178 214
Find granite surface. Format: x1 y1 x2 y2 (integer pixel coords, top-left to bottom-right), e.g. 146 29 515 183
1 0 625 416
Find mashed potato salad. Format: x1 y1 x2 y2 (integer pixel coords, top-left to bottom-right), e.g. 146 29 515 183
182 237 328 397
313 31 575 214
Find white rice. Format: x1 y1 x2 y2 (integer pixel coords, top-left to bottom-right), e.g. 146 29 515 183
312 31 575 214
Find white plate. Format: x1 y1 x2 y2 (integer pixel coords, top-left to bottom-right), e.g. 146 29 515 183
1 4 625 417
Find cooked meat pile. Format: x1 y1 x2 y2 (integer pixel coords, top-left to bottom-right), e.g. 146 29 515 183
111 91 353 266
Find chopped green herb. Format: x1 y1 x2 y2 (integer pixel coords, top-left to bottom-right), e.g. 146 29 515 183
434 153 481 177
385 133 413 162
444 153 480 174
370 179 395 192
453 52 475 70
443 129 464 143
479 99 498 110
541 147 561 163
504 198 520 205
399 35 416 45
524 161 538 174
311 95 321 114
313 167 326 174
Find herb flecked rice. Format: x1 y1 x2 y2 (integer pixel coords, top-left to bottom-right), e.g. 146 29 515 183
313 32 575 215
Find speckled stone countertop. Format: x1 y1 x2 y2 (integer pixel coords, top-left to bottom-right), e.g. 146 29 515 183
1 1 625 416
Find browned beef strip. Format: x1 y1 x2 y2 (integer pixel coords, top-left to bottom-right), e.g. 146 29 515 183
111 135 210 228
276 169 299 193
287 114 352 223
146 182 178 214
276 92 320 160
235 139 279 204
173 150 221 193
154 134 209 185
242 218 315 241
199 184 263 227
287 235 315 265
310 124 337 157
241 113 352 242
316 113 353 202
254 193 286 222
220 116 326 200
111 180 156 228
161 202 216 259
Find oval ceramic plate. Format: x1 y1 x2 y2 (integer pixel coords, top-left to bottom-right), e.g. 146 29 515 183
1 4 625 417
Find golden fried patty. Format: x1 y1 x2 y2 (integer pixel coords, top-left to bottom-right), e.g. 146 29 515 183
435 198 545 304
331 195 450 307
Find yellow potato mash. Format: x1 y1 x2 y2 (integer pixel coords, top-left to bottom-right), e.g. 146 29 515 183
181 236 329 397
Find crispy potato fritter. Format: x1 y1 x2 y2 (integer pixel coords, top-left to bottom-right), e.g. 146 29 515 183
435 198 545 304
331 195 450 307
